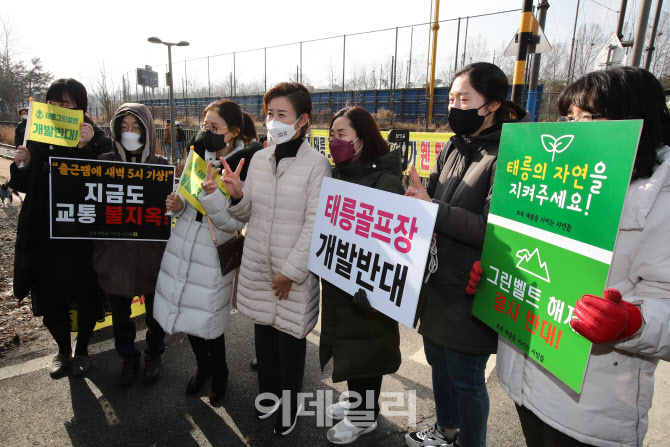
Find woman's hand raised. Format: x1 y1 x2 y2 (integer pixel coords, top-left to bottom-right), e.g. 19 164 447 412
220 157 245 200
404 165 431 202
201 160 221 195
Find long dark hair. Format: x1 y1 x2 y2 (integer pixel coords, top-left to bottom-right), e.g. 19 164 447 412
329 106 389 163
558 67 670 181
241 111 258 144
204 99 244 148
451 62 516 123
46 78 94 125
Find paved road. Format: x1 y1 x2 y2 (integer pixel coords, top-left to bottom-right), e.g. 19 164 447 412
1 309 668 447
0 311 524 447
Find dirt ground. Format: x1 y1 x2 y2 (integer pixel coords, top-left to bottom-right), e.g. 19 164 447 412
0 156 53 362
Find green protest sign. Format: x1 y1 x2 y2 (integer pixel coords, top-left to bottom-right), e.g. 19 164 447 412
472 120 641 393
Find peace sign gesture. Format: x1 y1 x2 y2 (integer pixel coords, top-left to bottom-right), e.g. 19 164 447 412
220 157 245 200
201 160 221 195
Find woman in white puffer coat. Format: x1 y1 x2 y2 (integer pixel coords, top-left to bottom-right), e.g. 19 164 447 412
495 67 670 447
154 99 246 406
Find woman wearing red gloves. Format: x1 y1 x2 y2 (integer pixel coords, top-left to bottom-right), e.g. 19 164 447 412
471 66 670 447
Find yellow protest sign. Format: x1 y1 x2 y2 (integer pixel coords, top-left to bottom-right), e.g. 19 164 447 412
70 296 146 333
177 149 228 214
26 100 84 147
310 129 454 178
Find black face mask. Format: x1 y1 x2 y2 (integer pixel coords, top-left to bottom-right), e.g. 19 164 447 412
203 130 229 152
448 103 491 137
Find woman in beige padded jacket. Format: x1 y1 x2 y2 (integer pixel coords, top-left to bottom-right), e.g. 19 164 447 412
222 82 331 437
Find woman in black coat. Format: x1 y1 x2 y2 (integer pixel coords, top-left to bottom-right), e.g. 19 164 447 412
319 106 404 445
11 79 112 378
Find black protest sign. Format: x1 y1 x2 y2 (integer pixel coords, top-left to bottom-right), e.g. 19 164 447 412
49 157 175 241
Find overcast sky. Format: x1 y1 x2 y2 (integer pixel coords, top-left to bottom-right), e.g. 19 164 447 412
2 0 655 95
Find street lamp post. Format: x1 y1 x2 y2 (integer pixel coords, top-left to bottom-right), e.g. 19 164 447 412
148 37 189 163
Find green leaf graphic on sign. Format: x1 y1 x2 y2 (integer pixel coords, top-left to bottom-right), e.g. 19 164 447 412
36 110 43 120
515 248 551 282
541 134 574 161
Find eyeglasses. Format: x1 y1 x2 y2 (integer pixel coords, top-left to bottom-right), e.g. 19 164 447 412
121 125 142 134
200 123 228 134
557 112 606 122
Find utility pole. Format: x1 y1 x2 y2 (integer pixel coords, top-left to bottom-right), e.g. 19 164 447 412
567 0 581 84
644 0 664 70
511 0 535 105
630 0 653 67
527 0 549 121
616 0 629 40
427 0 441 125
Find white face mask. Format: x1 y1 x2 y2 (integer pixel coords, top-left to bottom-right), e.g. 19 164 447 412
21 114 27 120
121 132 143 152
266 115 303 145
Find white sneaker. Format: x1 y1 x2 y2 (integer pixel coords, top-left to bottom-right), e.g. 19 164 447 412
326 400 353 421
405 424 457 446
327 418 377 445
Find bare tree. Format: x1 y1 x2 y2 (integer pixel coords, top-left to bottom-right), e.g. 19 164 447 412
0 16 53 119
571 23 608 80
92 63 122 123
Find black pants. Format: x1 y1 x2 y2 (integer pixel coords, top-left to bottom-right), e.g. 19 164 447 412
42 296 98 356
109 294 165 359
254 324 306 413
516 404 597 447
188 334 228 380
347 375 383 423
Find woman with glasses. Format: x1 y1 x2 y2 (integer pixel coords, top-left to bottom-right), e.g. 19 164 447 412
470 67 670 447
221 82 331 436
10 78 112 378
154 99 246 406
92 103 169 385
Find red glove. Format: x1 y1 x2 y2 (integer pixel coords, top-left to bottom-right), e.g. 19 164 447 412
465 261 483 295
570 288 643 344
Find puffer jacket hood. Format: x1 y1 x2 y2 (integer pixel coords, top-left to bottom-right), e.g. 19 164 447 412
109 103 157 163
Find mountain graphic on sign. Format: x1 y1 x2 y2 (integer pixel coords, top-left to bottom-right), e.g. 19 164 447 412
515 247 551 283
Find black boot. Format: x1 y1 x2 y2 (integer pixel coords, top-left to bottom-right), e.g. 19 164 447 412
209 334 229 406
186 335 211 395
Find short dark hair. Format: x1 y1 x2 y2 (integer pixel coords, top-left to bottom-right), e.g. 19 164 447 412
46 79 88 113
46 78 93 124
263 82 312 137
558 67 670 181
451 62 514 123
241 112 258 144
205 99 244 147
329 106 389 163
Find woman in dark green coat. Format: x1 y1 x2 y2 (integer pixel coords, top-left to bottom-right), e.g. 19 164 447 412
319 106 403 444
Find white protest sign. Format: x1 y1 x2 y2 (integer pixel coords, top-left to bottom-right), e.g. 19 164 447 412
308 177 438 327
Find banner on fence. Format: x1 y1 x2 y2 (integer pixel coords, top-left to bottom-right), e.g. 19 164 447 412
49 157 175 241
311 129 454 178
307 177 438 327
471 120 642 393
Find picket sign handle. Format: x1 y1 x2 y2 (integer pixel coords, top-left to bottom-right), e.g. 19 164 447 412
206 215 217 247
18 99 34 169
